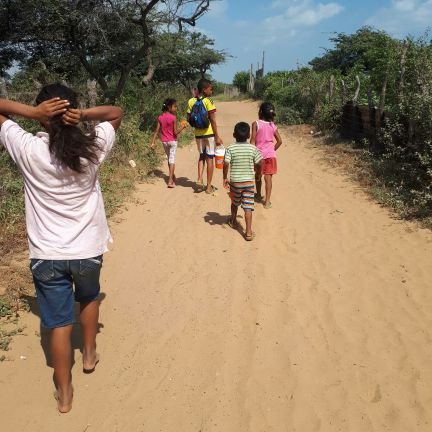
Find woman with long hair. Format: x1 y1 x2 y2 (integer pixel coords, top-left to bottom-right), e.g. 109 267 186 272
0 83 123 413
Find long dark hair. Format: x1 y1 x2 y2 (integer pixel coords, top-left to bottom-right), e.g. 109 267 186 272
36 84 99 173
162 98 176 112
258 102 276 122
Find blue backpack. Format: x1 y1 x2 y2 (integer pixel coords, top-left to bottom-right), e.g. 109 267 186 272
188 97 210 129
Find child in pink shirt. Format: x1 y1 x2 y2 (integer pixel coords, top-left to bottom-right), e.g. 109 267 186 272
251 102 282 208
151 98 187 188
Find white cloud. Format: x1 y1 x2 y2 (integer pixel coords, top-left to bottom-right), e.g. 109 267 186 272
367 0 432 35
264 1 344 31
296 3 344 25
271 0 344 21
207 0 228 18
393 0 417 12
198 0 344 82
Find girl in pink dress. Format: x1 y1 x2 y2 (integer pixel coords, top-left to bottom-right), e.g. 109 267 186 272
250 102 282 208
151 98 187 187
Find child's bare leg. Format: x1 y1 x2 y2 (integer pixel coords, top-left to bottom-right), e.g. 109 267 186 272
80 300 99 371
244 209 253 237
168 163 175 185
255 175 263 201
264 174 273 206
166 161 171 183
230 203 238 225
197 157 205 183
51 325 73 412
206 157 214 192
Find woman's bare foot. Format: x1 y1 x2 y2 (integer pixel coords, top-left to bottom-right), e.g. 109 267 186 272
54 386 73 413
83 352 100 374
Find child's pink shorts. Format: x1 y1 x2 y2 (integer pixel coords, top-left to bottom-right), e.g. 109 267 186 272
261 157 277 175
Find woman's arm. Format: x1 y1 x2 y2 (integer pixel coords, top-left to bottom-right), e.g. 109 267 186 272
63 105 123 131
250 121 257 144
82 106 123 130
0 98 70 126
0 113 9 125
274 129 282 151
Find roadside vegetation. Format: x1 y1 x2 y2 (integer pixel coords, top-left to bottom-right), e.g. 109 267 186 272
235 27 432 227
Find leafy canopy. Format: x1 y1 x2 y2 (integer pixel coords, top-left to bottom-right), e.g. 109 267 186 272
0 0 221 101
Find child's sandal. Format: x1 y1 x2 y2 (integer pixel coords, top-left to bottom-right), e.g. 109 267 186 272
244 232 255 241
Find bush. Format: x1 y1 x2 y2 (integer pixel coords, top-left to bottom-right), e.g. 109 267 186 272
259 69 331 125
315 102 342 132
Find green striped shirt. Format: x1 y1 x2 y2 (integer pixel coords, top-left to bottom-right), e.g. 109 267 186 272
224 143 262 182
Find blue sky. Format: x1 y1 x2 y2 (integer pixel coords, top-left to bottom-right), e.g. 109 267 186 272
196 0 432 83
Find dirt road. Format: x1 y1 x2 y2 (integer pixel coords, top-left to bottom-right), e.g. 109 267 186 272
1 100 432 431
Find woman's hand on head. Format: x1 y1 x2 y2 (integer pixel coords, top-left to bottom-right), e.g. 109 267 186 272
34 98 70 123
62 108 82 126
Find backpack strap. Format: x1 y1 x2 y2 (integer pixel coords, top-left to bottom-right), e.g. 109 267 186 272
197 96 208 110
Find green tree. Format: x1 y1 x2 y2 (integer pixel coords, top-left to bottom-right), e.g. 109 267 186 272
310 27 395 74
151 31 227 89
310 27 402 108
0 0 216 102
232 71 249 93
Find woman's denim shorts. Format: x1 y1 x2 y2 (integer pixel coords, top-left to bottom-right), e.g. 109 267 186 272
30 256 103 329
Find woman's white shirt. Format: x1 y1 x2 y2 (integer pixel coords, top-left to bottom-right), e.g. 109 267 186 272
0 120 116 259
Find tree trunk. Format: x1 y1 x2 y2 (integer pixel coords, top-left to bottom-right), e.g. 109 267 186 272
87 80 97 108
398 41 408 100
377 71 389 131
0 78 8 99
367 87 378 151
141 48 156 87
328 75 334 102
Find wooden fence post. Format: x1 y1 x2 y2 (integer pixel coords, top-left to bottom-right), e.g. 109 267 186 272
341 79 346 105
353 75 361 103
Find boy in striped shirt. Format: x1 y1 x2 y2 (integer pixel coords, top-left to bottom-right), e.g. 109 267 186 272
223 122 262 241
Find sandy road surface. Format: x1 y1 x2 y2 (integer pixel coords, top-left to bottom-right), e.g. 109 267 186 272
1 100 432 431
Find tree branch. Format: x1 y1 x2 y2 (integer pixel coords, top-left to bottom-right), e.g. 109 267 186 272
178 0 210 30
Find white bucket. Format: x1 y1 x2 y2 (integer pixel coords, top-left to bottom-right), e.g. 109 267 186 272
215 146 225 169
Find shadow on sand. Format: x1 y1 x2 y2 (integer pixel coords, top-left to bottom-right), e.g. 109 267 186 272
22 292 107 369
204 211 246 240
150 169 198 190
